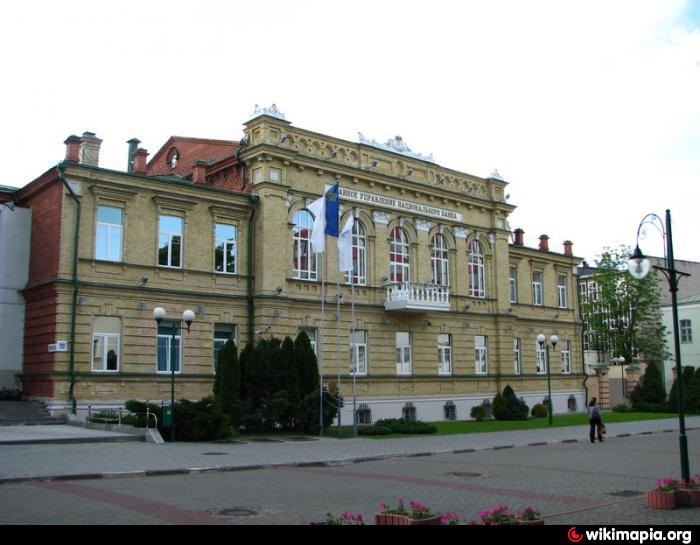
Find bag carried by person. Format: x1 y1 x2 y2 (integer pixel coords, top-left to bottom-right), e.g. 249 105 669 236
599 424 606 435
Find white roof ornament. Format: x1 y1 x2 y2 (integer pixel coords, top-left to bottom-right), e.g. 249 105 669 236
248 104 287 121
489 169 505 181
358 133 435 163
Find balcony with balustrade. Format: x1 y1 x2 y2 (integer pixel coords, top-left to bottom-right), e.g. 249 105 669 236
383 282 450 313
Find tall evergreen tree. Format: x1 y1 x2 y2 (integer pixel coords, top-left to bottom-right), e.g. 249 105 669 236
213 339 241 426
637 360 666 405
295 330 319 398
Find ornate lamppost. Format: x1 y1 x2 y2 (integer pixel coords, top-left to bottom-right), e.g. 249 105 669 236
627 209 690 481
537 333 558 426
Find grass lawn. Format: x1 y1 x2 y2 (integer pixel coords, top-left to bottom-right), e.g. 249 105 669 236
335 412 679 439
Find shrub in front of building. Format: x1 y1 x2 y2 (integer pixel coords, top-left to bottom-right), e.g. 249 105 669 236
493 385 529 421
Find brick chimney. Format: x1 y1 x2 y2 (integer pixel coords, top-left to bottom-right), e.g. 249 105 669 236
64 135 82 163
132 148 149 175
513 228 524 246
539 234 550 252
192 160 208 184
563 240 574 256
79 132 103 166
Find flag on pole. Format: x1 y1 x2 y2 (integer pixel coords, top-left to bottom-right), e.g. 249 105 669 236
308 183 340 253
338 215 354 273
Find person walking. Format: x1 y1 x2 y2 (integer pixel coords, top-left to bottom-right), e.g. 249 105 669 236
588 397 604 443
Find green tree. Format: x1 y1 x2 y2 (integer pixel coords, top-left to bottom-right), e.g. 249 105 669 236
637 360 666 405
582 246 668 375
213 339 241 427
295 330 319 398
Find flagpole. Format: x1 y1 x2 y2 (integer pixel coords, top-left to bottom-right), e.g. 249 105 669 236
351 282 357 437
319 250 325 436
336 270 342 438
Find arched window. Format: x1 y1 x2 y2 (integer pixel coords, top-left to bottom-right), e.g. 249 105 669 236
431 234 449 286
389 227 410 283
292 210 317 280
167 147 179 169
468 240 486 298
347 220 367 285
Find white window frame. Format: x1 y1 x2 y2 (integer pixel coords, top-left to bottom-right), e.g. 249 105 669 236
561 340 572 374
292 210 317 280
680 319 692 343
299 327 317 354
157 321 181 374
269 167 281 182
533 271 543 306
396 332 412 376
475 335 488 375
536 342 547 374
513 338 521 375
214 224 237 274
95 206 123 262
213 323 238 372
158 215 183 268
346 220 367 286
92 333 120 372
509 267 518 303
431 234 450 287
389 227 410 283
468 240 486 298
557 275 568 309
350 330 368 376
438 333 452 376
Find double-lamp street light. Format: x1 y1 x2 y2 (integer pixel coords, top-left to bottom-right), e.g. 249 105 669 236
153 306 195 442
627 209 691 482
536 333 558 426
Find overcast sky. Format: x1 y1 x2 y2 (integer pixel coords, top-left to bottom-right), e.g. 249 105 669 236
2 0 698 265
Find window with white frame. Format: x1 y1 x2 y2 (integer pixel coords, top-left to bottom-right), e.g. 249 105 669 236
396 332 412 375
561 340 572 374
350 330 368 376
158 215 183 268
431 234 450 287
96 206 123 262
92 316 120 372
292 210 317 280
389 227 410 283
557 275 568 308
536 341 547 374
509 267 518 303
468 240 486 298
299 326 317 354
214 224 237 274
157 320 181 373
513 338 521 375
681 319 693 343
438 333 452 375
475 335 488 375
269 168 281 182
346 220 367 285
213 323 237 372
532 271 543 306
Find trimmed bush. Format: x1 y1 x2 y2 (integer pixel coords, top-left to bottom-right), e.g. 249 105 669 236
493 385 529 421
374 418 437 435
358 425 392 436
530 403 548 418
470 405 486 422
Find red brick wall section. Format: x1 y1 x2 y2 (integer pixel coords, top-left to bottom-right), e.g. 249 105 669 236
26 181 63 287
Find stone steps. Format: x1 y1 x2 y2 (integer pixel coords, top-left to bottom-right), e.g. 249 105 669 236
0 401 68 426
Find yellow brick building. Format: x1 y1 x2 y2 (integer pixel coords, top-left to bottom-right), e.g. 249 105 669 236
16 108 585 423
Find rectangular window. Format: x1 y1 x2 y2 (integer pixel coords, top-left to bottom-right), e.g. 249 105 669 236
509 267 518 303
475 335 488 375
561 340 572 374
536 342 547 374
396 332 412 375
681 319 692 343
438 334 452 375
532 271 543 306
350 330 367 376
513 338 521 375
299 327 317 354
92 316 120 372
158 215 183 268
269 167 281 182
213 323 237 372
214 224 237 274
558 275 568 308
95 206 123 262
253 168 262 183
579 281 588 304
157 320 181 373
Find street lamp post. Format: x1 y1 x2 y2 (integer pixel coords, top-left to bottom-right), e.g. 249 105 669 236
153 306 195 442
537 333 558 426
627 209 691 482
611 356 626 401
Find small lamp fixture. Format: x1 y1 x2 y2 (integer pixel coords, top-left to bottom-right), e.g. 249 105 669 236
627 245 651 280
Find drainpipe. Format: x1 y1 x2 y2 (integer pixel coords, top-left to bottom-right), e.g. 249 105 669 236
57 164 80 415
247 193 259 345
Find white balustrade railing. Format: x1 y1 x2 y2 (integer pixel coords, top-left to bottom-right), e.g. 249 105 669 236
385 281 450 308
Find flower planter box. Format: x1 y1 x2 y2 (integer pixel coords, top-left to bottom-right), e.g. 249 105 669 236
681 489 700 507
645 490 678 510
517 518 545 525
374 513 443 526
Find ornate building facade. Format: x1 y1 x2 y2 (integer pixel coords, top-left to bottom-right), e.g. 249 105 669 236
9 107 585 422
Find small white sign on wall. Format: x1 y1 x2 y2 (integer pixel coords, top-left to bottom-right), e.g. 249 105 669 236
48 341 68 352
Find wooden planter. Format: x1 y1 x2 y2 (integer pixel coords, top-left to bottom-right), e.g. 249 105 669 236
374 513 443 526
645 490 678 510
